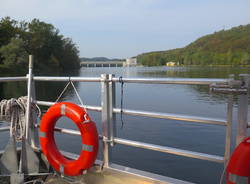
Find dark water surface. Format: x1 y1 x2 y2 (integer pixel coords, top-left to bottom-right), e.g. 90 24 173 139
1 66 250 184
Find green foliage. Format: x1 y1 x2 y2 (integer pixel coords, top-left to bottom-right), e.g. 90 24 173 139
0 17 18 47
0 17 80 74
0 38 28 69
138 24 250 66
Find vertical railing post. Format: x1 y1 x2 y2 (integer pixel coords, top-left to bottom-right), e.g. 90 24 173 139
224 75 234 164
236 74 249 146
30 70 38 149
20 55 39 175
108 74 116 147
101 74 116 168
25 55 34 140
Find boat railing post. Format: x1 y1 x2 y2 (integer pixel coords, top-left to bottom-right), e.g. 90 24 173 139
224 75 234 164
101 74 116 168
20 55 39 175
236 74 249 146
29 61 39 149
25 55 34 141
108 74 116 147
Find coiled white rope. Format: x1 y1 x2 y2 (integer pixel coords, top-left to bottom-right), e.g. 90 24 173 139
0 96 41 141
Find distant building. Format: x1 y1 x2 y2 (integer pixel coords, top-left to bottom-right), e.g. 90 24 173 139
124 57 137 67
166 62 176 66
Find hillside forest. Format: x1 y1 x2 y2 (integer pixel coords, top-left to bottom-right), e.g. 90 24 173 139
138 24 250 66
0 17 80 75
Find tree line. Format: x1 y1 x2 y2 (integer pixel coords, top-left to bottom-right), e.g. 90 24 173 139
0 17 80 75
138 24 250 66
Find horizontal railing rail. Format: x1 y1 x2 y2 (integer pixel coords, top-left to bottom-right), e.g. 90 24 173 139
113 108 227 126
0 76 229 84
36 100 227 126
113 138 224 163
0 126 10 132
36 100 102 112
112 77 229 85
32 76 229 85
0 76 229 86
0 76 27 82
33 76 101 82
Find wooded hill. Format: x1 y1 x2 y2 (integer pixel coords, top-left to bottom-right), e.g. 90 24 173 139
80 57 123 61
0 17 80 75
137 24 250 66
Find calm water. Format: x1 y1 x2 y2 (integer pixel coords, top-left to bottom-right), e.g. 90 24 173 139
0 66 250 184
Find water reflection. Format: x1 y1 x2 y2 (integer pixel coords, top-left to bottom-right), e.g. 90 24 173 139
138 66 250 104
0 82 27 100
139 66 250 79
0 69 80 101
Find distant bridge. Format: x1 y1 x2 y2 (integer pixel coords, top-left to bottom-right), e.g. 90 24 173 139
80 61 125 67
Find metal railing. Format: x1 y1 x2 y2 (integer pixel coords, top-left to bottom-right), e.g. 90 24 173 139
32 75 230 164
0 62 249 181
37 75 232 165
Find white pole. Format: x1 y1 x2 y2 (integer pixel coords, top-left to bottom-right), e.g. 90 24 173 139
25 55 33 139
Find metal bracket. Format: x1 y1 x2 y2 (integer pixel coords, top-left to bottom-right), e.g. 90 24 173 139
103 136 112 143
10 173 24 184
210 74 250 94
0 136 18 175
20 138 39 174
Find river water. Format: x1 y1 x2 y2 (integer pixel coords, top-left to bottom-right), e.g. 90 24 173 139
0 66 250 183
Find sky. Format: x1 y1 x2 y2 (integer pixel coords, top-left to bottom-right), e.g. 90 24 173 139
1 0 250 58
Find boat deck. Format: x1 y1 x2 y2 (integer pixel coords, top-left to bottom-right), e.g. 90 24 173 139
44 164 194 184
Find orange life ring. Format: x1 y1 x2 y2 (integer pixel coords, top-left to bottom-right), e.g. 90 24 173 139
39 102 99 176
